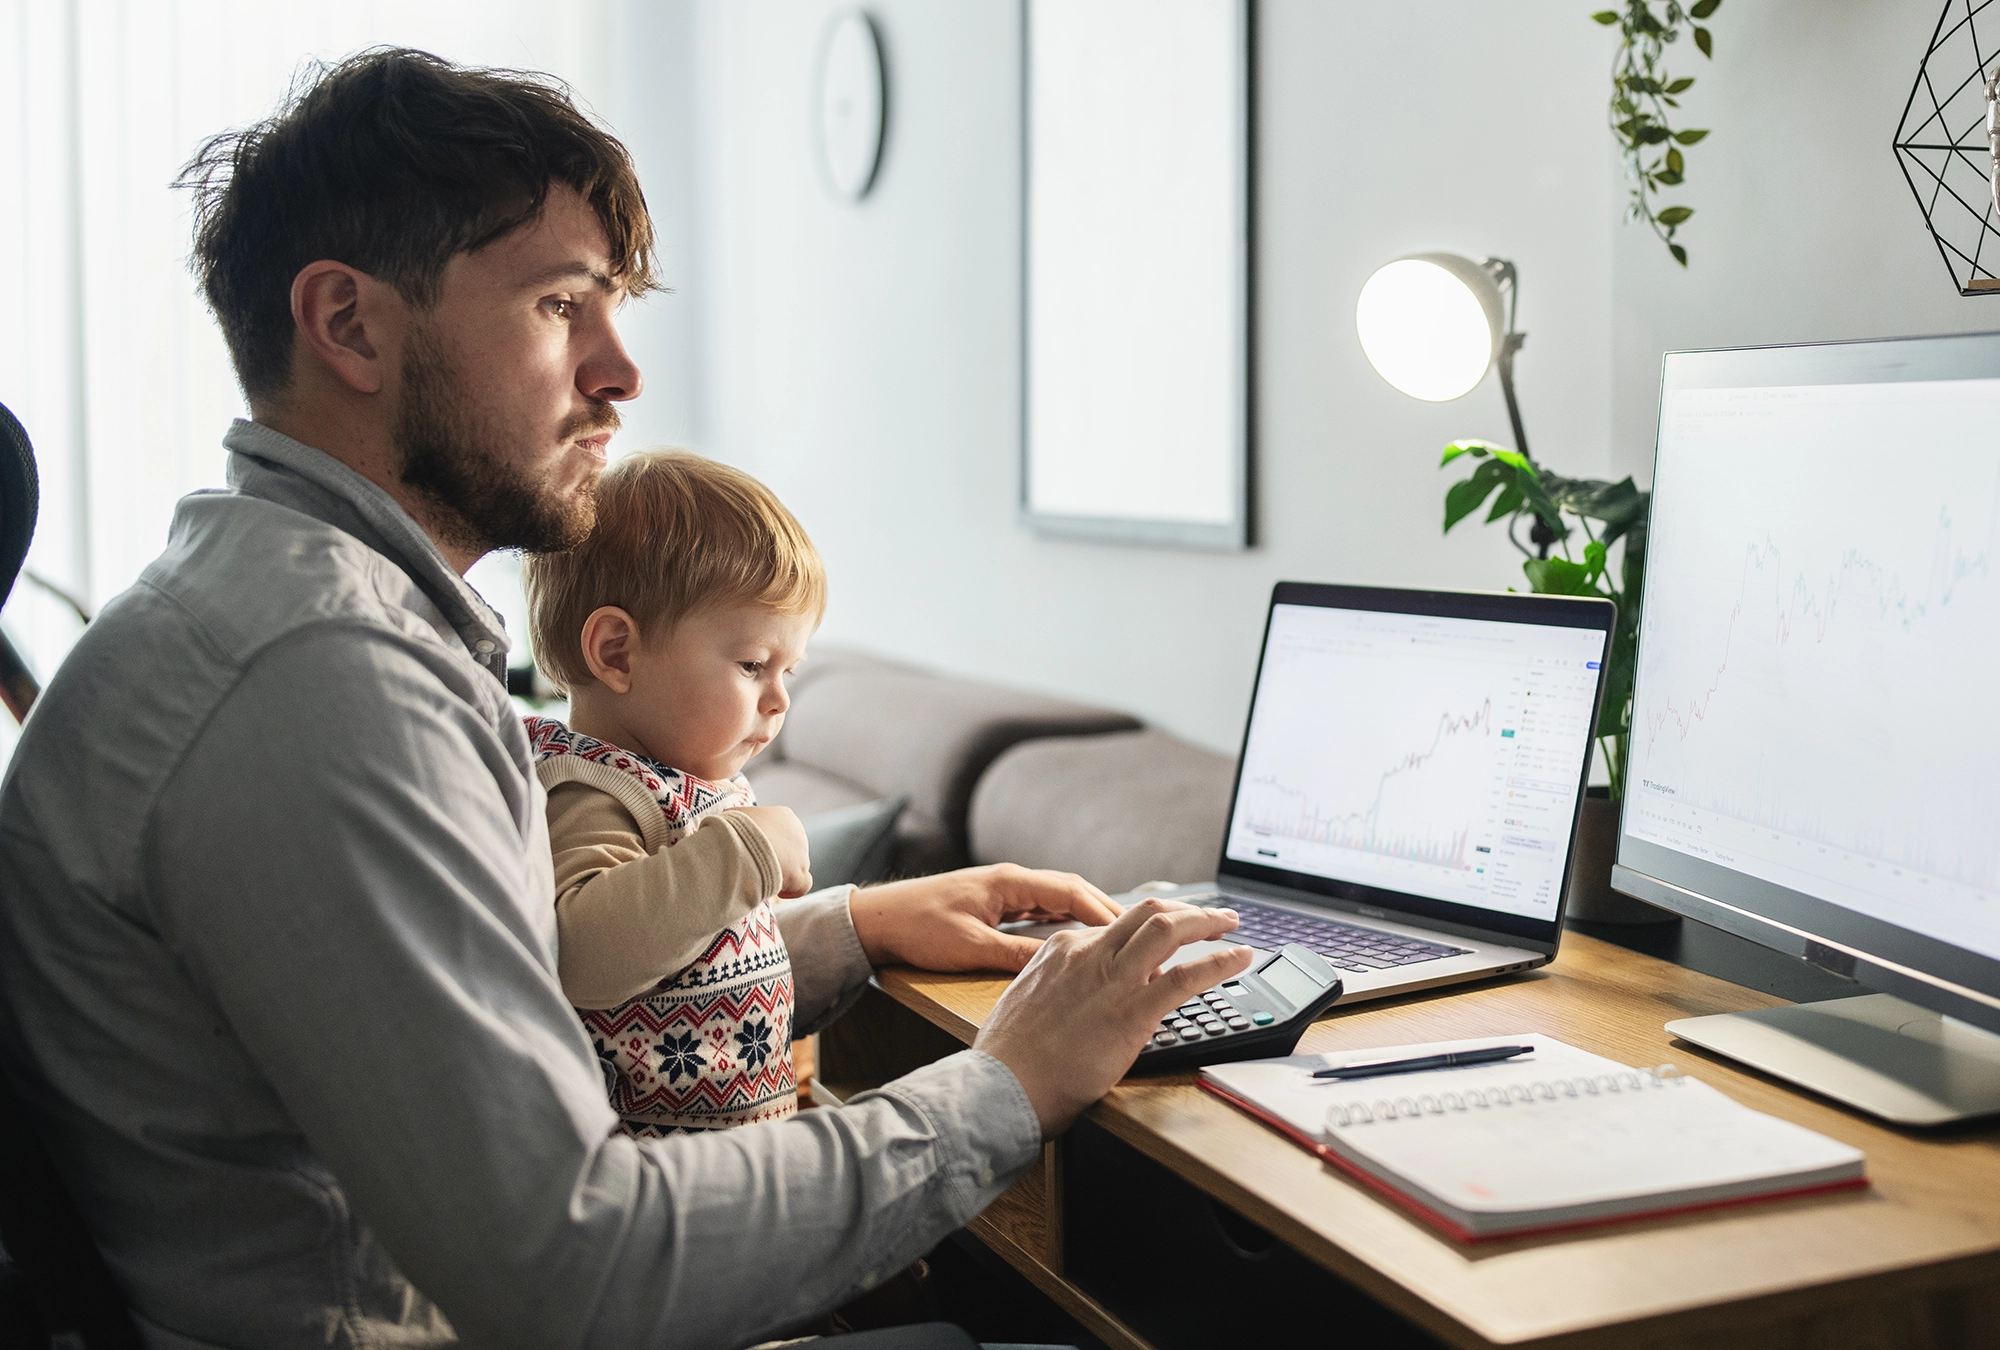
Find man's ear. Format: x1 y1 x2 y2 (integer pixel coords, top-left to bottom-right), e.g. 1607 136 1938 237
289 260 391 395
579 607 641 694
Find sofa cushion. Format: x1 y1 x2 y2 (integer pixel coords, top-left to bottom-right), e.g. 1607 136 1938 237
968 729 1235 894
799 795 908 889
777 664 1140 870
766 646 920 764
744 759 877 816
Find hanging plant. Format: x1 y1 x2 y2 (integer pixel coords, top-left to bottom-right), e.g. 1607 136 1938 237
1593 1 1721 267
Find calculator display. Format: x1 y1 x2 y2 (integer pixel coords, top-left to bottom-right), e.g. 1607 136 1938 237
1258 952 1324 1008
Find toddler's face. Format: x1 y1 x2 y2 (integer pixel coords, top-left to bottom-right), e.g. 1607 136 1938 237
622 601 813 782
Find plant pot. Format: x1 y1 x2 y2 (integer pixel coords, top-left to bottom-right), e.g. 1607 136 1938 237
1564 787 1677 925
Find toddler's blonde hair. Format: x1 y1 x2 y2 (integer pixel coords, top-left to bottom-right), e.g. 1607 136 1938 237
524 450 825 693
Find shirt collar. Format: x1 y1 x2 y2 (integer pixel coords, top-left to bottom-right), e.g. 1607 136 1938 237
221 418 513 681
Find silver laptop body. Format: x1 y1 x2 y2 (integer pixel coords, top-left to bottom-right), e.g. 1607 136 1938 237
1133 581 1616 1007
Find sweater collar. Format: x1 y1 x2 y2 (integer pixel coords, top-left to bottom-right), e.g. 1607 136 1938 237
221 418 512 681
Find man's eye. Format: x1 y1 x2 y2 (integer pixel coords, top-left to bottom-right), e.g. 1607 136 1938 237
546 298 575 319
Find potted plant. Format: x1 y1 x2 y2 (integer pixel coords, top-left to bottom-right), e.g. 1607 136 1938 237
1437 441 1670 923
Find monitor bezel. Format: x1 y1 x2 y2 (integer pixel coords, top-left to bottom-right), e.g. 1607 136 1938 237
1614 330 2000 1036
1216 581 1616 950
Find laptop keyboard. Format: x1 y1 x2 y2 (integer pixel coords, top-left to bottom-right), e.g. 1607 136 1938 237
1218 900 1468 972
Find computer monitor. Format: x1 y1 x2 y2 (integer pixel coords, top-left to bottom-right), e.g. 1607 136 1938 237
1612 330 2000 1125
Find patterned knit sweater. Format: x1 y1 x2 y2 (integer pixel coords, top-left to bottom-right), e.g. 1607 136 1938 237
524 716 796 1135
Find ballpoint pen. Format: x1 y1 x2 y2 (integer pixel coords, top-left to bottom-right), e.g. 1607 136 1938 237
1312 1044 1535 1080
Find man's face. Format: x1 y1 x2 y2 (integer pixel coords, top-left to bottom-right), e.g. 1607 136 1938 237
392 186 642 558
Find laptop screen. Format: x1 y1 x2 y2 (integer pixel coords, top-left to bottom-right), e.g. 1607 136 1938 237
1220 586 1613 941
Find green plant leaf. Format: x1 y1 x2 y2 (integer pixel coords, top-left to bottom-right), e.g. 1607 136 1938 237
1592 8 1620 21
1444 458 1512 534
1694 24 1712 55
1583 539 1609 586
1486 446 1537 476
1485 482 1525 523
1666 76 1695 93
1656 205 1694 226
1523 556 1597 596
1441 438 1503 466
1636 125 1672 144
1653 169 1683 186
1666 146 1685 173
1670 242 1688 266
1690 0 1720 19
1673 127 1710 144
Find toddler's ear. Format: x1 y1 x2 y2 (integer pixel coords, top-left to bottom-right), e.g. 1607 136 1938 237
579 606 641 694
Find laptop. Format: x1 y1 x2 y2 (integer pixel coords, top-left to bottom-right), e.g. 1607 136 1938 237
1115 582 1615 1005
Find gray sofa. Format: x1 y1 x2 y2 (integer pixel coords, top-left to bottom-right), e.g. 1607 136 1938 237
746 648 1237 893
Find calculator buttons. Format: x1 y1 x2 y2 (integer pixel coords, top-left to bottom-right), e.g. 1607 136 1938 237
1251 1011 1275 1026
1225 1016 1250 1030
1202 1024 1228 1037
1151 1032 1177 1048
1177 1029 1204 1043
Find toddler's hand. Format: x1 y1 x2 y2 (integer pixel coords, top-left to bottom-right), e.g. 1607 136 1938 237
733 806 813 898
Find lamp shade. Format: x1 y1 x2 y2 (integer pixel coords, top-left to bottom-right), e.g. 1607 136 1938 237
1355 253 1506 402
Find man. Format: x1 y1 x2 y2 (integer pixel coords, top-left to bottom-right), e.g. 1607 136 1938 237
0 48 1250 1350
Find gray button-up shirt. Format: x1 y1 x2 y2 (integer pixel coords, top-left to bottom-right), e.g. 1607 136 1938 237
0 421 1040 1350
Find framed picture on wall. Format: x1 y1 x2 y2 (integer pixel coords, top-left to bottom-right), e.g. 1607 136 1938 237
1021 0 1250 550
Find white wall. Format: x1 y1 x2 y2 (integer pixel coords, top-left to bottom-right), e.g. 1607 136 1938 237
680 0 1616 752
1609 0 2000 479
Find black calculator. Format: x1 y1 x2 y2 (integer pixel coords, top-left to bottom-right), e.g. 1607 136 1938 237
1131 944 1345 1073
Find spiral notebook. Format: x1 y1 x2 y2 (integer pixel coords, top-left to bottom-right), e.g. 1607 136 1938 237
1201 1034 1867 1242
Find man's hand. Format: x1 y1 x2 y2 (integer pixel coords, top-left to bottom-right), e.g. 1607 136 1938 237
730 806 813 898
973 899 1254 1136
848 862 1121 973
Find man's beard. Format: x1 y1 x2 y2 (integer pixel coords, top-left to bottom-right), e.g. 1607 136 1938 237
393 324 613 557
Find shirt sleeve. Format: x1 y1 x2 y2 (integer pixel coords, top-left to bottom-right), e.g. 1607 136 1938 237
145 626 1043 1350
547 782 782 1008
774 884 874 1036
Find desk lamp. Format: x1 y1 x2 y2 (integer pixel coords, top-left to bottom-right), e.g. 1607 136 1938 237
1355 252 1530 456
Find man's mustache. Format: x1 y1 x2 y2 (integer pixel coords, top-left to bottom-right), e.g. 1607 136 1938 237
559 404 621 442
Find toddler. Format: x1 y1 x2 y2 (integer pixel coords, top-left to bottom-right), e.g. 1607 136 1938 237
522 450 821 1136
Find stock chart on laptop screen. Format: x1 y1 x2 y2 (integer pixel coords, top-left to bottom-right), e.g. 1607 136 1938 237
1224 604 1602 922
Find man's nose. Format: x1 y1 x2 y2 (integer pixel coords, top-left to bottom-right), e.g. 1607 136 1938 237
580 322 643 403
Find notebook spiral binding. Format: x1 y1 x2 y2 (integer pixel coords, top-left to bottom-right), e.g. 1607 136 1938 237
1326 1064 1684 1128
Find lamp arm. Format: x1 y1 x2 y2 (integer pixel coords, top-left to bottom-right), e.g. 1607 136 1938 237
1496 331 1531 462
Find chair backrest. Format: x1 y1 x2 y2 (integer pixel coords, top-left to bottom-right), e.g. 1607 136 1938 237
0 403 43 721
0 405 135 1343
0 1070 142 1348
0 402 36 610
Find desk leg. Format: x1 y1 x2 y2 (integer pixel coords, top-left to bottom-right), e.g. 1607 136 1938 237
816 985 1158 1350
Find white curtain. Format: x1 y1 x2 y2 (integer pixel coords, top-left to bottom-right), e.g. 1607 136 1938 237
0 0 614 762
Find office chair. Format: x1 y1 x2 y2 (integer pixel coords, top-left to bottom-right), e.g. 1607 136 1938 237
0 400 141 1348
1 400 41 722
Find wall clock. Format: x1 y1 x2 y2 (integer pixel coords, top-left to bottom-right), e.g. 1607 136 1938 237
816 9 885 202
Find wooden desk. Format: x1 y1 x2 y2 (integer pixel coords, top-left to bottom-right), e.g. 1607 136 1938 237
818 932 2000 1350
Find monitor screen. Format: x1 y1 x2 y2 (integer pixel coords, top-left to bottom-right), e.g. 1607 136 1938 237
1224 600 1606 927
1619 334 2000 1027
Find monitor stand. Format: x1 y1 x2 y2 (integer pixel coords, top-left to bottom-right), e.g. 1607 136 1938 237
1666 993 2000 1126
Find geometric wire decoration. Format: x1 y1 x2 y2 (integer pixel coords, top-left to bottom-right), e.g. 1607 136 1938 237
1895 0 2000 294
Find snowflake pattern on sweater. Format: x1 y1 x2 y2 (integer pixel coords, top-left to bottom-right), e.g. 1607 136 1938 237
526 716 797 1135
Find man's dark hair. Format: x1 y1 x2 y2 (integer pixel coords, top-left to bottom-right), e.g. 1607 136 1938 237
179 48 659 401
